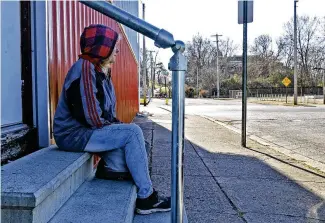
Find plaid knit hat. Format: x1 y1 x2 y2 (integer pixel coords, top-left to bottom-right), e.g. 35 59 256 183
79 24 119 67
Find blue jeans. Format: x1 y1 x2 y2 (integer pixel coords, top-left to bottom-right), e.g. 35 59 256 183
84 123 153 199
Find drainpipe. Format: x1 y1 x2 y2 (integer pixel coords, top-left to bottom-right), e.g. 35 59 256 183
79 1 187 222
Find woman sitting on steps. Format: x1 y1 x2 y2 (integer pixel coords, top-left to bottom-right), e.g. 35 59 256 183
53 24 170 215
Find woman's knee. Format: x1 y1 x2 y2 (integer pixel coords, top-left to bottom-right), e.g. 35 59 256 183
128 123 143 135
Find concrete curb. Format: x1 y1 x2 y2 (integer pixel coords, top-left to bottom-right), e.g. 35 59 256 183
201 115 325 174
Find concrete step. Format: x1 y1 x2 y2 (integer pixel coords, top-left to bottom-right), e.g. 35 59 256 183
1 145 94 223
49 178 137 223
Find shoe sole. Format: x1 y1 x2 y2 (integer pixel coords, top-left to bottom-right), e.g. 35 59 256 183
95 172 133 181
95 175 133 181
135 208 171 215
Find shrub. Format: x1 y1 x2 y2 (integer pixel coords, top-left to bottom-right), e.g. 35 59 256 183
185 87 196 98
200 90 209 98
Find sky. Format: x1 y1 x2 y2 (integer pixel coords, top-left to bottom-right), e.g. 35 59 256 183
142 0 325 69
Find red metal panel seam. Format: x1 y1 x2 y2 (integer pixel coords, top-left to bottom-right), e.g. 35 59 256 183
67 1 72 65
59 1 65 96
54 1 60 111
71 1 76 62
63 1 68 86
48 1 55 132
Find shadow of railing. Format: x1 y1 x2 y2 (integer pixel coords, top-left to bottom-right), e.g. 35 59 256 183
147 120 325 222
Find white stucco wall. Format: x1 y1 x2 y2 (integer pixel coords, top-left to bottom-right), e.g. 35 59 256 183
1 1 22 126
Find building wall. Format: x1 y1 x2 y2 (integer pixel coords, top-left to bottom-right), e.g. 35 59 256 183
1 2 38 163
47 1 139 135
1 1 22 126
113 0 140 63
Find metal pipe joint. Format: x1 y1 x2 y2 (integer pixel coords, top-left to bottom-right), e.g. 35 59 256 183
168 40 187 71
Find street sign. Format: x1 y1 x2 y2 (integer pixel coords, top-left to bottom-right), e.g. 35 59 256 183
238 0 254 24
282 77 291 87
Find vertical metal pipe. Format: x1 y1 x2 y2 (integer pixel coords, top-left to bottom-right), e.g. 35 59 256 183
294 0 298 105
171 71 185 223
169 41 187 223
242 1 248 147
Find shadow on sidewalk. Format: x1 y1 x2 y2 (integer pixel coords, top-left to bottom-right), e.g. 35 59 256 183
149 121 325 223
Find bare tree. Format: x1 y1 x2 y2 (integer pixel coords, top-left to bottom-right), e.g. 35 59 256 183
251 34 273 59
218 37 239 79
139 48 152 88
185 33 215 90
152 50 159 89
249 34 276 78
184 16 325 95
185 34 239 95
280 15 322 87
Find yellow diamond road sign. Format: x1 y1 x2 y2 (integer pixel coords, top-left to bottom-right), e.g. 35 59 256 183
282 77 291 87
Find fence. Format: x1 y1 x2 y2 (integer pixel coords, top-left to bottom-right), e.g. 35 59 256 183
228 87 323 99
248 87 323 97
254 94 323 104
229 90 242 99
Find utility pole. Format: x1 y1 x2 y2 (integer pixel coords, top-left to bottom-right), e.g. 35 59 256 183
323 69 325 105
196 66 199 98
211 33 222 98
294 0 298 105
142 3 147 106
148 50 155 98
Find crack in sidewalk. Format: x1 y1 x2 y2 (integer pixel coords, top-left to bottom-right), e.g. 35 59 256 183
188 140 249 223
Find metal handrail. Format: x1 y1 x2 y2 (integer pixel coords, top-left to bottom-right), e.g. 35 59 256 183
79 0 175 49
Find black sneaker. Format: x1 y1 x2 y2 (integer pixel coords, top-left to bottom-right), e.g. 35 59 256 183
135 190 171 215
95 159 132 181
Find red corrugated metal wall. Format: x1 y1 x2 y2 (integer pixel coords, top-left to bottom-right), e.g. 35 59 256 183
47 1 139 135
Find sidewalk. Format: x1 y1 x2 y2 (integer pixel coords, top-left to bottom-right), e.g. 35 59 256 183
142 103 325 222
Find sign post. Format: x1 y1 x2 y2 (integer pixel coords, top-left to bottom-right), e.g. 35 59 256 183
282 77 291 104
238 0 253 147
286 87 288 103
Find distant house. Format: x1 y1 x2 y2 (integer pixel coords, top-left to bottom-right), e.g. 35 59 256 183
1 0 141 164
